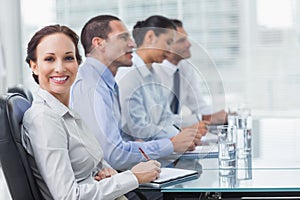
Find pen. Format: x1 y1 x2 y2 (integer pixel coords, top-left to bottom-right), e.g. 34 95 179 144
173 124 182 132
138 147 150 161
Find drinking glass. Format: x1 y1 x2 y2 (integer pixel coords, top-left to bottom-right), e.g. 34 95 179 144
217 125 237 170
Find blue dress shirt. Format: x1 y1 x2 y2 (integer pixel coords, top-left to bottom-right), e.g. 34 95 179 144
70 57 173 171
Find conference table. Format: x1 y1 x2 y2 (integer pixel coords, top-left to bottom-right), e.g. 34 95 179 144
141 117 300 199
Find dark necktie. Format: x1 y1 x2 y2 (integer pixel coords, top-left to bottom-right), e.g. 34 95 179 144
113 83 121 113
170 69 180 114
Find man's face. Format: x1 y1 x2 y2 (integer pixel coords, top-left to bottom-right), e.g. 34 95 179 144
104 20 136 67
169 27 191 62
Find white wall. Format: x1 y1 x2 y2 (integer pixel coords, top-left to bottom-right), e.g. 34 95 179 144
0 0 23 91
0 41 6 93
0 1 21 198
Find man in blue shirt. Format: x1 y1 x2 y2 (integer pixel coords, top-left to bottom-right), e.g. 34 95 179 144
70 15 200 171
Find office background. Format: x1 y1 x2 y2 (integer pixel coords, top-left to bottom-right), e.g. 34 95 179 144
1 0 300 117
1 0 300 199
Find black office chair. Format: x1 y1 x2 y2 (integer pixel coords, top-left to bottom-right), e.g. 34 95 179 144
8 84 34 103
0 93 42 200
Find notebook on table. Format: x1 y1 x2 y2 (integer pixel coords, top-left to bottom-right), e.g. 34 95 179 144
181 144 219 159
201 132 218 145
140 168 199 188
167 143 218 160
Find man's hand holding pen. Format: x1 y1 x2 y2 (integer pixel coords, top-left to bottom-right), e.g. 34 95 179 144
170 128 198 152
192 120 210 146
191 120 210 136
177 120 210 148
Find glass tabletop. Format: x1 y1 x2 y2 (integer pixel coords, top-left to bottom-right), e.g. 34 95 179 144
162 159 300 192
161 118 300 193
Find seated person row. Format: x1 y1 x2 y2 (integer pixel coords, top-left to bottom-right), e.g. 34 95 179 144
70 15 200 172
22 24 161 200
116 15 209 142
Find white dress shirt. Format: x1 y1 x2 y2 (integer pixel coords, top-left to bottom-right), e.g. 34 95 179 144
22 88 138 200
153 59 213 126
116 53 179 141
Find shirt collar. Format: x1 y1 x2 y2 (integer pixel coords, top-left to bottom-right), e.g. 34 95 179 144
162 59 179 75
36 88 80 119
132 52 152 79
85 57 116 91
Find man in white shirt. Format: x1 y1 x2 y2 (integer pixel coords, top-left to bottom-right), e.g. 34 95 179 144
153 19 227 126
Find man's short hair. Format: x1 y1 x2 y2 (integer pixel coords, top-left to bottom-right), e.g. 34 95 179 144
81 15 120 55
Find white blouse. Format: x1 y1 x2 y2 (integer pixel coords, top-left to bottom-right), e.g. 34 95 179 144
22 88 138 200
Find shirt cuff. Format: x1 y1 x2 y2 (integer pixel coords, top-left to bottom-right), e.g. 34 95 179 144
156 138 174 157
114 170 139 193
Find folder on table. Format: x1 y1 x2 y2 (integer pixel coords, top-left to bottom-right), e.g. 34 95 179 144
180 144 219 159
140 168 199 188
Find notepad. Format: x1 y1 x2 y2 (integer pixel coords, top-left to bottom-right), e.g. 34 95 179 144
140 168 199 188
181 144 219 159
165 143 218 160
178 132 219 159
201 132 218 145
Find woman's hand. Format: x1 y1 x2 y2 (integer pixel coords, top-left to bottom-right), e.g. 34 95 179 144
94 168 118 181
131 160 161 184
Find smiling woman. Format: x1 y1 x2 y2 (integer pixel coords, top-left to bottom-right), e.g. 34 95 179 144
21 24 161 200
28 33 79 105
25 25 82 106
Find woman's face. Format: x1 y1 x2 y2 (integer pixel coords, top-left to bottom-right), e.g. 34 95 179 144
148 29 175 63
30 33 78 103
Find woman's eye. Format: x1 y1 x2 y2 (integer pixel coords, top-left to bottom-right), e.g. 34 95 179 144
65 56 75 61
45 57 54 62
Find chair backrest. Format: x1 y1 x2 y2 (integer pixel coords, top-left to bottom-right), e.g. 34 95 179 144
8 84 33 103
0 93 42 200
